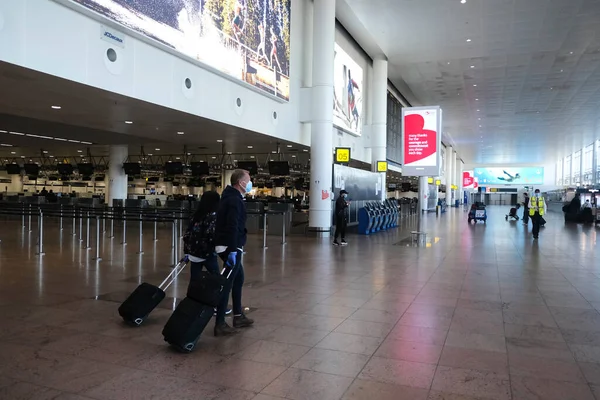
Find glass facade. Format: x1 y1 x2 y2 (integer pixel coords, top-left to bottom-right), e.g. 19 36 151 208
556 142 600 187
564 155 572 186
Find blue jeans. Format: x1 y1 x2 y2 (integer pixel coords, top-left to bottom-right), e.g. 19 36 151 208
217 250 244 324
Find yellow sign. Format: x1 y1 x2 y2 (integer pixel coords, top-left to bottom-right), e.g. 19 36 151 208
335 147 351 163
427 177 434 184
377 161 388 172
435 179 441 185
490 187 497 192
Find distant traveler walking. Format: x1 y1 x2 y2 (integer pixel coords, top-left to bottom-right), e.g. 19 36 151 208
529 189 546 239
333 190 350 246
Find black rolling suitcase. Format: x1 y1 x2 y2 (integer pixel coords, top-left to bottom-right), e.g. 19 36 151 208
162 266 233 353
118 257 188 326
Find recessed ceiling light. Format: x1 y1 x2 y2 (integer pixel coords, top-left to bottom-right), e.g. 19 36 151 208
570 51 574 55
447 62 451 65
212 156 217 159
51 105 62 110
177 131 184 135
477 109 480 112
560 69 564 72
461 0 466 3
81 141 93 145
473 84 477 87
43 150 48 154
292 155 296 158
466 39 472 42
217 139 223 143
479 125 482 128
155 148 160 151
476 98 479 101
148 153 153 156
77 150 83 153
303 149 309 152
10 151 15 155
49 155 54 158
251 156 255 159
125 121 133 124
0 144 12 147
470 65 475 68
478 118 481 120
176 157 181 160
272 151 277 153
187 153 191 155
247 145 253 149
287 145 293 148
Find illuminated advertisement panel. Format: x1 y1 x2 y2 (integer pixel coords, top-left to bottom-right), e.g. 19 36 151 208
474 167 544 185
333 43 364 135
72 0 291 100
401 106 442 176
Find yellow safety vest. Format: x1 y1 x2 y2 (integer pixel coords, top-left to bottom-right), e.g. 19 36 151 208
529 196 545 216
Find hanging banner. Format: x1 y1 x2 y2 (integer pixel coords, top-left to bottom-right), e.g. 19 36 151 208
402 106 442 176
463 171 475 188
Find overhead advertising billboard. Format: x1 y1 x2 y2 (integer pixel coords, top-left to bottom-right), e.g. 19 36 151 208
474 168 544 185
333 43 364 136
401 106 442 176
72 0 291 101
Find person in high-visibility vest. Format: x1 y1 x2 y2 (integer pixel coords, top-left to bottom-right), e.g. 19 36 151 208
529 189 546 239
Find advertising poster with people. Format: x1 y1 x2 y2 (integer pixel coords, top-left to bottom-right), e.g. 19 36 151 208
333 43 363 136
474 167 544 185
73 0 291 100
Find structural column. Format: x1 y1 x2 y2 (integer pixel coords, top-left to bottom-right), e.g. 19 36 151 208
107 145 128 206
308 0 336 235
446 146 454 202
371 58 388 199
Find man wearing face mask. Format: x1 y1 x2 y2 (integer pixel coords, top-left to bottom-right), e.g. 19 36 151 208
333 190 350 246
529 189 546 240
213 169 254 336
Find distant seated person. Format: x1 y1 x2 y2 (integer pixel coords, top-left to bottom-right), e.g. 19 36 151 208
583 200 592 209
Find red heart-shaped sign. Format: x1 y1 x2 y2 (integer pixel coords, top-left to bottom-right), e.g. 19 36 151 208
404 114 437 165
463 177 474 187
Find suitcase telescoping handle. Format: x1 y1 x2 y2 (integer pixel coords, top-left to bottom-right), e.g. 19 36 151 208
159 256 189 291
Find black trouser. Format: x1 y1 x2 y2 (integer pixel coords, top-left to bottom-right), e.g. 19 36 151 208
217 250 244 324
334 216 347 241
531 212 542 237
523 207 529 224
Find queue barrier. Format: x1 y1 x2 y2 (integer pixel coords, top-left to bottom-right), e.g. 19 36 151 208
0 203 288 263
357 199 400 235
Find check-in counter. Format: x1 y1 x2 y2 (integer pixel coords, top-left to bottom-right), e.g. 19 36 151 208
267 203 293 236
246 202 264 234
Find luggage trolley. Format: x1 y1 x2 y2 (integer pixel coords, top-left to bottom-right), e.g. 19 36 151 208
468 202 487 224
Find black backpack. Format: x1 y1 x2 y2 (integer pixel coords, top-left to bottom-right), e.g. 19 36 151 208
183 213 216 259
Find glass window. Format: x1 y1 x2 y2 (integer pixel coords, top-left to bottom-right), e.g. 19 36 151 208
583 144 593 185
564 155 572 185
557 160 563 186
573 150 582 185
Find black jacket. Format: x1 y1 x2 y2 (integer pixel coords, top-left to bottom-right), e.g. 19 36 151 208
335 196 349 220
215 186 247 253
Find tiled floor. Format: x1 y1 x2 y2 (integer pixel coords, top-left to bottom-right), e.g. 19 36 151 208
1 205 600 399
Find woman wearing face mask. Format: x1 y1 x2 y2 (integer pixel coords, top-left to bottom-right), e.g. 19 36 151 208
529 189 546 239
334 190 350 246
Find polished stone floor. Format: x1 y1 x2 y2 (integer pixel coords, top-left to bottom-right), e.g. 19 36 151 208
2 205 600 399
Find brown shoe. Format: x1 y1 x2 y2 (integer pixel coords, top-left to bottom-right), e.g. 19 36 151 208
214 322 238 337
233 314 254 328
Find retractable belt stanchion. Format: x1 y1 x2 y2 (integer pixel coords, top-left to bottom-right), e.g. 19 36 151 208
179 210 184 238
72 207 77 236
59 205 63 231
153 212 158 242
21 203 25 228
85 211 91 250
79 209 83 242
37 209 45 256
121 209 127 245
263 212 268 249
282 211 287 245
28 204 32 232
109 209 115 239
94 215 102 261
137 212 144 255
172 216 178 266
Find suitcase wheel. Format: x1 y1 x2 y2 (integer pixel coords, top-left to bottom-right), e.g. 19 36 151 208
169 342 195 353
134 318 144 326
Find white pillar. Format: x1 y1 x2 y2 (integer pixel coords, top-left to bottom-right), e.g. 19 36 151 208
222 170 234 189
107 145 128 206
419 176 429 212
371 58 388 196
308 0 335 235
457 160 463 204
446 146 453 200
10 174 22 193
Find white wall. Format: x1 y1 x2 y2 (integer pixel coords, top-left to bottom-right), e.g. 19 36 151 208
0 0 381 165
0 0 309 147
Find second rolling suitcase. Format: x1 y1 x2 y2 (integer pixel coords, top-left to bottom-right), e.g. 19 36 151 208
118 257 188 326
162 297 213 353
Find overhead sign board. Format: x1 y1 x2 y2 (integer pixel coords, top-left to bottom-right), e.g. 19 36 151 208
335 147 351 164
401 106 442 176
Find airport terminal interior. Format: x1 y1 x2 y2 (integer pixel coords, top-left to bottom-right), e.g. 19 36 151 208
2 0 600 399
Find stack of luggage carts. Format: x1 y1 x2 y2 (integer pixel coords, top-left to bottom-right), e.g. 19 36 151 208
118 256 233 353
